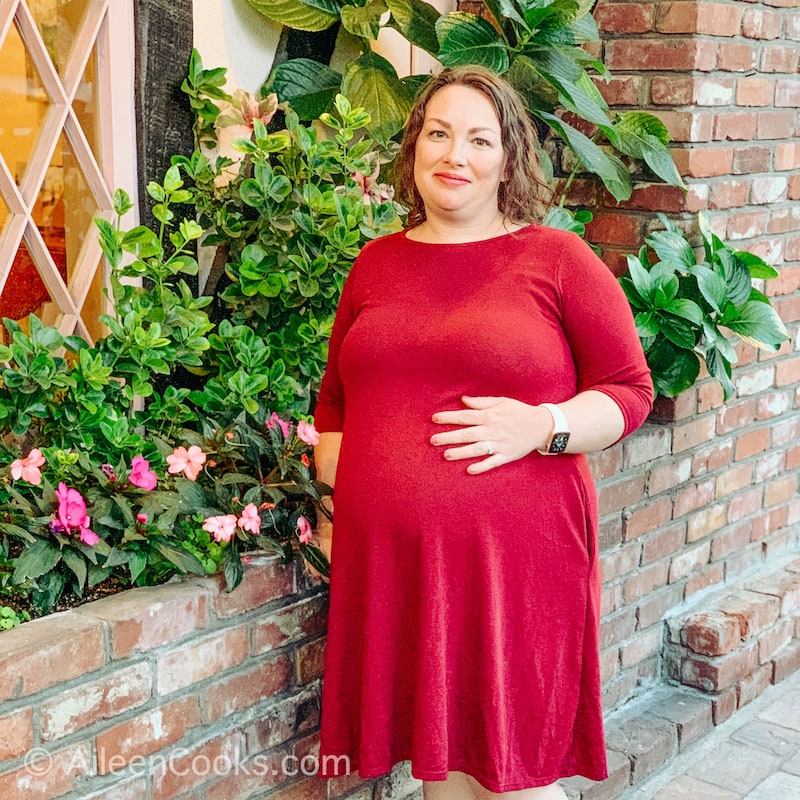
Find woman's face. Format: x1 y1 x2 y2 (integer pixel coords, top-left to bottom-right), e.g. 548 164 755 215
413 84 507 225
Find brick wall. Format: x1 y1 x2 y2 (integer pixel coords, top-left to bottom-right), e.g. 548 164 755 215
581 0 800 714
0 557 419 800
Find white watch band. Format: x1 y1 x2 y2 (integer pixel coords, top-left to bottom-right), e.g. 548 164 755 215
538 403 570 455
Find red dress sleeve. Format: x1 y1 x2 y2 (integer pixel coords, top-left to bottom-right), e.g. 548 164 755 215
556 233 654 440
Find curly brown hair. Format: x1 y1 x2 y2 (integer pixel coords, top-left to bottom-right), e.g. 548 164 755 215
394 65 552 227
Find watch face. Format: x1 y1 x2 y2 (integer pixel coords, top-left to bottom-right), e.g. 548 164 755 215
549 432 570 454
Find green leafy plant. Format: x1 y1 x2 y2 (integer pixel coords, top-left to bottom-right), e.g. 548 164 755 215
620 214 790 399
178 52 405 416
253 0 684 202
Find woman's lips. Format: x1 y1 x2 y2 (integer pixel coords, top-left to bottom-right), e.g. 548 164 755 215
434 172 470 185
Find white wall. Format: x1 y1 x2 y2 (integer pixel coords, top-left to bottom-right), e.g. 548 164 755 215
192 0 281 93
192 0 456 91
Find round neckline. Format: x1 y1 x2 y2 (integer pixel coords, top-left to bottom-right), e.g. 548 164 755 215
401 223 537 246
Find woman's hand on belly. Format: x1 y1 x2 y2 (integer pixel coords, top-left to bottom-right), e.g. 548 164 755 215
430 395 551 474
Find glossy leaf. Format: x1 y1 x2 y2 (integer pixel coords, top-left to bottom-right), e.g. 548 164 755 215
436 13 510 74
246 0 339 31
385 0 440 55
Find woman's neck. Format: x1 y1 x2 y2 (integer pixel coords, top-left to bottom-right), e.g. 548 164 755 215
406 213 524 244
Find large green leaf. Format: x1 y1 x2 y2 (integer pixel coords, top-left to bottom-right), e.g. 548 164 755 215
691 264 727 314
12 538 62 582
705 346 735 400
538 111 632 200
737 250 779 280
646 229 697 272
724 301 789 350
154 541 206 575
717 249 753 307
506 54 559 113
436 13 510 74
386 0 440 55
606 112 684 189
341 51 411 145
341 2 387 39
268 59 342 121
648 339 700 398
246 0 339 31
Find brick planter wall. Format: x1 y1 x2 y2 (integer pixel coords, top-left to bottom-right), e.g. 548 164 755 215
0 557 418 800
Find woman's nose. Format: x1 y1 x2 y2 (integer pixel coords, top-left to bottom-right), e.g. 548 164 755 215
443 138 467 165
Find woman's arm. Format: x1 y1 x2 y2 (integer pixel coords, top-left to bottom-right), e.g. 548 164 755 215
311 431 342 570
430 390 624 475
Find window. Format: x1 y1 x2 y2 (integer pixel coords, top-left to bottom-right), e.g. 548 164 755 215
0 0 136 343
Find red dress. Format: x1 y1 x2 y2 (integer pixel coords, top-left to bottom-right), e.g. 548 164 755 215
314 225 653 791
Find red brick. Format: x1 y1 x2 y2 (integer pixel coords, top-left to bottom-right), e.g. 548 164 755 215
205 749 292 800
685 146 734 177
773 640 800 684
755 449 786 483
297 636 327 684
728 486 763 521
207 557 296 618
735 77 775 106
0 613 106 701
246 687 322 753
715 463 753 497
585 211 643 246
601 542 642 581
769 208 800 236
650 75 694 105
598 474 647 516
200 654 293 722
709 179 749 209
0 742 92 800
651 389 698 422
601 583 623 616
40 662 152 742
751 175 788 205
77 582 209 659
601 607 638 649
587 445 622 481
681 644 758 691
595 75 644 106
776 78 800 107
732 144 772 174
787 12 800 40
669 540 710 586
723 590 782 637
599 514 624 551
656 1 741 35
742 8 782 39
687 503 728 542
624 425 671 468
757 110 797 139
672 416 715 453
0 707 33 760
674 479 715 518
621 626 663 668
157 627 249 695
252 596 329 655
716 42 758 71
681 611 742 656
786 234 800 260
727 208 767 239
751 568 800 616
686 562 725 598
624 562 670 603
776 356 800 387
657 110 713 142
764 474 797 507
606 38 716 71
734 427 771 460
96 696 202 772
711 524 752 561
259 776 329 800
737 662 773 708
638 584 684 628
711 686 738 724
757 618 794 664
761 45 799 73
595 3 655 33
151 733 243 800
775 142 800 172
640 520 685 563
692 441 733 477
612 182 696 212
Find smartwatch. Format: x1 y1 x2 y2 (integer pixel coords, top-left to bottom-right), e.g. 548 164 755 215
538 403 571 455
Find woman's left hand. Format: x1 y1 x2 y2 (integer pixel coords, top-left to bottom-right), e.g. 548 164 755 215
430 395 551 474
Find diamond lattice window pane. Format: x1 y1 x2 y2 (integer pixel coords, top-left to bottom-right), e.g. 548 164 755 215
74 41 102 168
27 0 92 77
0 18 51 188
0 238 59 328
32 130 100 287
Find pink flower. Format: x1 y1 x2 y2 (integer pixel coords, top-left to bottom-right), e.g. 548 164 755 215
166 445 207 481
296 421 320 446
237 503 261 534
296 515 313 544
55 482 98 547
129 456 157 490
10 448 45 485
266 412 290 438
136 513 148 524
202 514 238 543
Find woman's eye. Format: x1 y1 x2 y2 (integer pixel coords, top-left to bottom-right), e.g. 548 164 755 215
429 129 446 139
474 138 492 147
